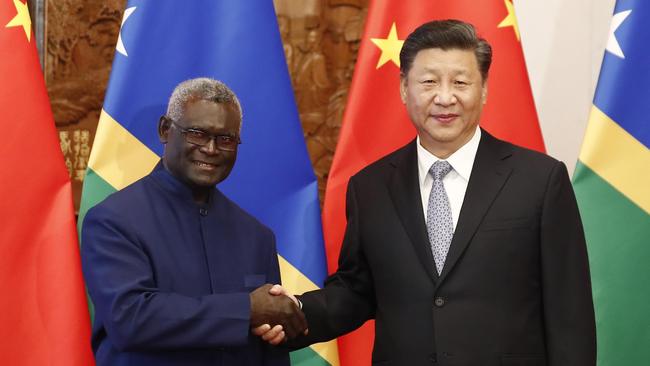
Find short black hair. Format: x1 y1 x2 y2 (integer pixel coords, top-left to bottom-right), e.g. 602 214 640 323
399 19 492 82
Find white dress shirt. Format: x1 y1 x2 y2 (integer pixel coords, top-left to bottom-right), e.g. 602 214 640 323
417 127 481 231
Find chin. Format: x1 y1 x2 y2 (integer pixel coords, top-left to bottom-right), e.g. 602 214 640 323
186 174 218 188
424 130 460 144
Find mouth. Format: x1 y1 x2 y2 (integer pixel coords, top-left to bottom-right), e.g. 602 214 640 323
432 114 459 124
193 160 218 171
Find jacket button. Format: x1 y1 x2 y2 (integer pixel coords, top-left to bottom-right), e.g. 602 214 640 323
199 208 208 216
434 297 445 307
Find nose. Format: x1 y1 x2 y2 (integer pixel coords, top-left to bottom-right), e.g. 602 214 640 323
199 138 219 155
433 85 457 106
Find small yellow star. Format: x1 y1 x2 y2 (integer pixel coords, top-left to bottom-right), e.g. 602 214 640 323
497 0 520 41
5 0 32 42
371 22 404 69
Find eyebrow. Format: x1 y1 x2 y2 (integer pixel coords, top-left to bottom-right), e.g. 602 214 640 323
419 66 472 74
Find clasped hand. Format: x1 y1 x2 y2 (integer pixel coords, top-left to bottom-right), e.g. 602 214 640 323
250 284 306 344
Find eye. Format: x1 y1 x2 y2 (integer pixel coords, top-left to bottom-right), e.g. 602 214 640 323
454 80 468 86
219 135 236 143
186 129 208 138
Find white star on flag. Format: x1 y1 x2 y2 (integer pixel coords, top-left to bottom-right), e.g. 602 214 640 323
116 7 137 57
606 9 632 59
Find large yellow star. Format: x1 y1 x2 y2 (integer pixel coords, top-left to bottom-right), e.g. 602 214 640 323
370 22 404 69
5 0 32 42
497 0 520 41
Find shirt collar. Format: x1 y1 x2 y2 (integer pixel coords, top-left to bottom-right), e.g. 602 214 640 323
417 126 481 185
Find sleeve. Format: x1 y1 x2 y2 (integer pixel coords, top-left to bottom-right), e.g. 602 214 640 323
261 233 292 366
81 204 252 352
291 177 376 348
540 161 597 366
266 233 282 286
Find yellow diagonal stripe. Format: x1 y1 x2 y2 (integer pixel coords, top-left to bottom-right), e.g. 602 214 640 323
88 109 159 190
579 105 650 215
309 340 339 366
279 255 339 366
279 255 320 294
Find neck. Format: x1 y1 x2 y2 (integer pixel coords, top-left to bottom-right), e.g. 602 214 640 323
161 159 211 204
192 189 210 204
419 128 476 159
420 139 464 160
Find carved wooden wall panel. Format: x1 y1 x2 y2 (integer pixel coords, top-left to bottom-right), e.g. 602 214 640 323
45 0 125 210
46 0 367 210
275 0 367 202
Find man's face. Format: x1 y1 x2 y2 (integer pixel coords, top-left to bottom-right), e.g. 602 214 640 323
400 48 487 156
160 99 240 192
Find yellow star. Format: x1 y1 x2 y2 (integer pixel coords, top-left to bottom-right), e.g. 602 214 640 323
497 0 520 41
370 22 404 69
5 0 32 42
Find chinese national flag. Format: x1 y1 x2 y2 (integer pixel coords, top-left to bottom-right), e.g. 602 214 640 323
0 1 94 364
323 0 544 365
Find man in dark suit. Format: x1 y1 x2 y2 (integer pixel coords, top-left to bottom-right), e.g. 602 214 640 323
81 78 306 366
257 20 596 365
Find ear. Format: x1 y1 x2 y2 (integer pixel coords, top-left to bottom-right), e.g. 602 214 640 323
158 116 171 143
399 76 407 104
481 82 488 105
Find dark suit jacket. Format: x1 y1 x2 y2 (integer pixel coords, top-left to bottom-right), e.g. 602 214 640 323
81 163 289 366
297 131 596 366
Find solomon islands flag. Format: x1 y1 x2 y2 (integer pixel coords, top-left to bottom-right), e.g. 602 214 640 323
573 0 650 365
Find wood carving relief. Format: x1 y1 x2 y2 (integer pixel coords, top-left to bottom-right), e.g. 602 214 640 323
275 0 367 201
46 0 367 210
45 0 125 210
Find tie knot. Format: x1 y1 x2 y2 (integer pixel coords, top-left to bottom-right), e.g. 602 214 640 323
430 160 452 181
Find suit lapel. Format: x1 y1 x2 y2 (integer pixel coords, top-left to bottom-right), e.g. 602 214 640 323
438 131 513 283
388 141 438 282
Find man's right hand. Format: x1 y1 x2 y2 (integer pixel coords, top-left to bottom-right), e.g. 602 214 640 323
250 284 307 339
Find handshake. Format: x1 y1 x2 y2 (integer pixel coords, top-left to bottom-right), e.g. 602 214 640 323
249 284 305 345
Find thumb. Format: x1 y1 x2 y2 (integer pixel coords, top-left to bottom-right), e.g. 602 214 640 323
268 284 285 296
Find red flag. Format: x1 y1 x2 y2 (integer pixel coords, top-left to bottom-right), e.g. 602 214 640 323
0 1 94 364
323 1 544 365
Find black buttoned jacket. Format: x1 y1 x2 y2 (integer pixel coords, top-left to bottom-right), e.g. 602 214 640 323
294 130 596 366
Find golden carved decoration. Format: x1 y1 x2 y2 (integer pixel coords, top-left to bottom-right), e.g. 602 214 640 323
45 0 367 209
59 129 91 182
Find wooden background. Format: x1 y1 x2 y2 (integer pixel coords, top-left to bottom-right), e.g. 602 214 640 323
42 0 368 211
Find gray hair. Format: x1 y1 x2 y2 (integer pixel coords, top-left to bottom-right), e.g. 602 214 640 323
166 78 243 130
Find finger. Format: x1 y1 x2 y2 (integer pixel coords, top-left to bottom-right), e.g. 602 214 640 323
284 304 308 339
286 293 299 307
254 283 274 294
268 330 286 346
282 307 300 338
289 302 308 334
281 319 297 339
251 323 271 336
250 283 276 326
261 325 284 342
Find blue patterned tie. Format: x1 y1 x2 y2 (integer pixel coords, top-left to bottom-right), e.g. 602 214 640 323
427 160 453 275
